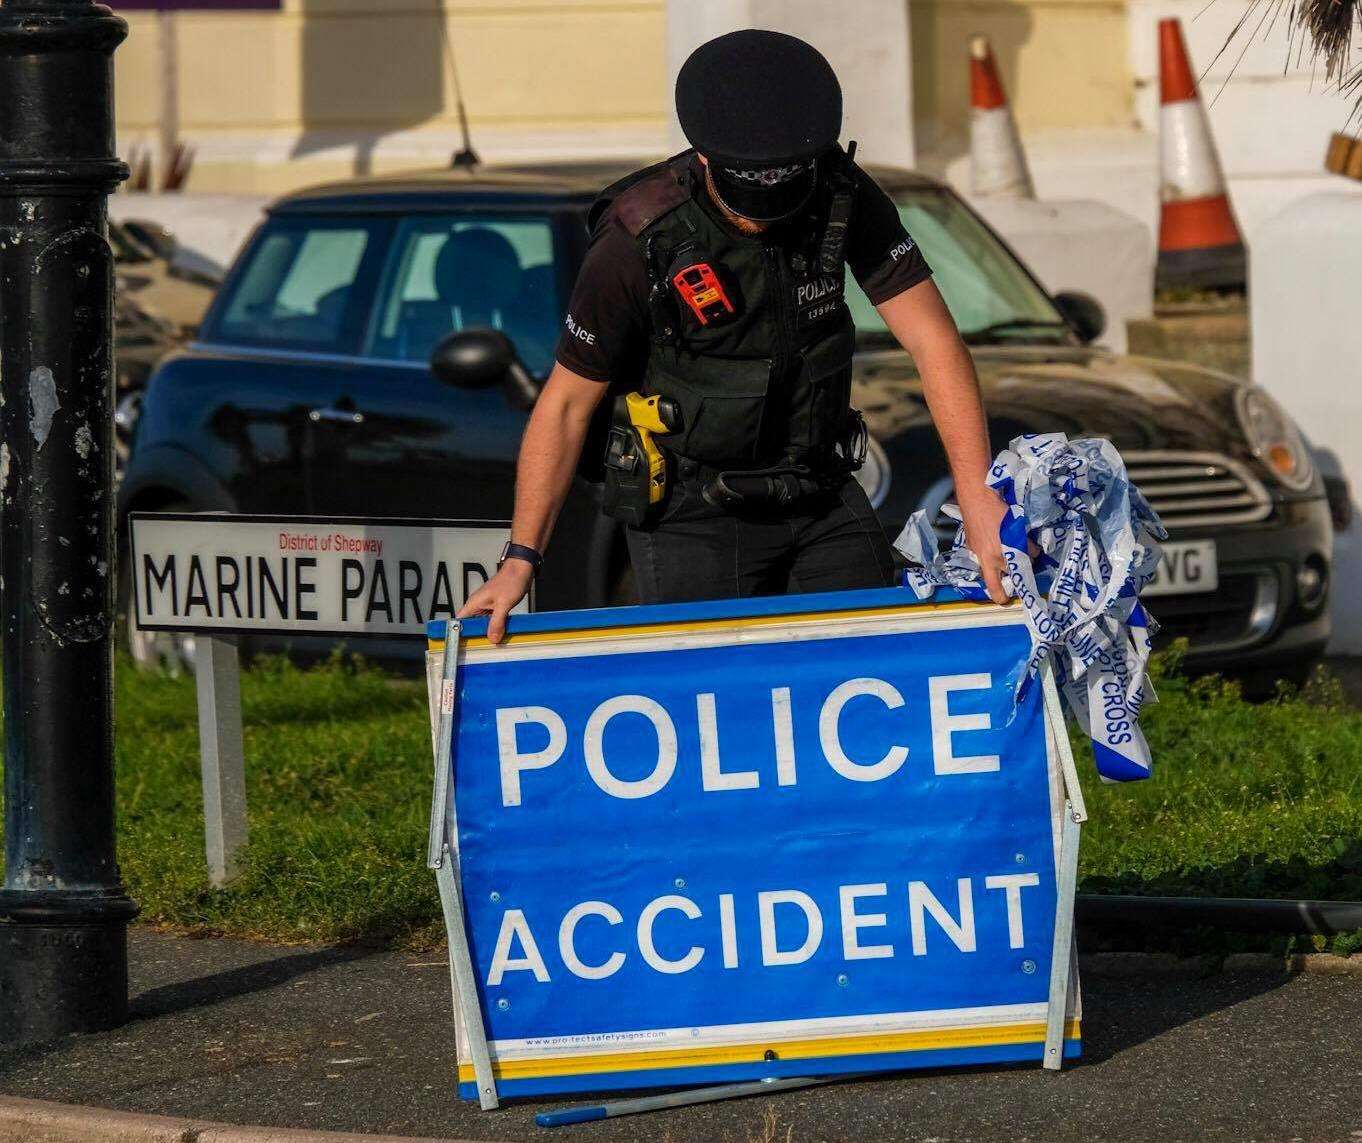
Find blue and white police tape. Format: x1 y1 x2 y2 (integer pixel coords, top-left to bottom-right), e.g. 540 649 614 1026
895 433 1167 783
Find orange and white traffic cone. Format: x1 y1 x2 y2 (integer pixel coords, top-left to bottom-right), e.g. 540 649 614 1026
1156 18 1246 291
969 35 1034 199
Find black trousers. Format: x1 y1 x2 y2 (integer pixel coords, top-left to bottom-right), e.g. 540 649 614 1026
625 475 897 604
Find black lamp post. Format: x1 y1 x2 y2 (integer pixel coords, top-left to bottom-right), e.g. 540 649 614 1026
0 0 135 1045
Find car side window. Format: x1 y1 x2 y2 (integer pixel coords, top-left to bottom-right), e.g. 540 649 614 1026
212 217 389 353
366 215 559 377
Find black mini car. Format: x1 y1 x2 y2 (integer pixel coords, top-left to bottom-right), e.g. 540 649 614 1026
119 164 1334 679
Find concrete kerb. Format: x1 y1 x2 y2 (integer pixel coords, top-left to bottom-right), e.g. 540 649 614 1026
1078 952 1362 979
1286 953 1362 976
0 1097 499 1143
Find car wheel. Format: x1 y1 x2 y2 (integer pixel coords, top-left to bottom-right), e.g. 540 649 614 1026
118 501 197 674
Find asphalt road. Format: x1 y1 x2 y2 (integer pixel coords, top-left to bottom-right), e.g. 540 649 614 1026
1 929 1360 1142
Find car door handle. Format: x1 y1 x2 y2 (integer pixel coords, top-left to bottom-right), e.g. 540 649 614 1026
309 406 365 425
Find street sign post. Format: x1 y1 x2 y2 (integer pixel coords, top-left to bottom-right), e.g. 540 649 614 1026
131 513 516 885
426 588 1085 1110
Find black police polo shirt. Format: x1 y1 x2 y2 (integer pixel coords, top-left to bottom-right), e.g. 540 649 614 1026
555 159 932 386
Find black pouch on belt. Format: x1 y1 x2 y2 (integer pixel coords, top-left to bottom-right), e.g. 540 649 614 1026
602 425 654 527
702 465 824 512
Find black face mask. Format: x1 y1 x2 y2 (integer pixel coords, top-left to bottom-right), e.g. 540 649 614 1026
707 159 817 223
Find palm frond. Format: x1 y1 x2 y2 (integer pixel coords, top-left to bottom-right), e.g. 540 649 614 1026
1221 0 1362 119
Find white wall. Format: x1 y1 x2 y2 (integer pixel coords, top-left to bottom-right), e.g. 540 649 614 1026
110 193 270 278
1126 1 1360 171
968 197 1152 355
665 0 916 169
1252 194 1362 654
1127 0 1362 242
934 2 1361 254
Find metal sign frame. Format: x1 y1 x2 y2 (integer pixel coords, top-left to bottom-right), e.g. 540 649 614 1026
425 589 1086 1111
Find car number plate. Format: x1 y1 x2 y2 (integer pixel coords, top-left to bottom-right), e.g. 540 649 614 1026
1144 539 1218 597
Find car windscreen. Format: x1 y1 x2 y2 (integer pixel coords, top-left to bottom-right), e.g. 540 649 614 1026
208 216 392 354
845 187 1068 346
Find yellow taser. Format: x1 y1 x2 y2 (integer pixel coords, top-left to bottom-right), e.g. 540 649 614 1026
625 392 679 504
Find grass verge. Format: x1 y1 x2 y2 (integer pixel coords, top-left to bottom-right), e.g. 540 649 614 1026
1 647 1360 952
2 653 442 948
1077 651 1362 955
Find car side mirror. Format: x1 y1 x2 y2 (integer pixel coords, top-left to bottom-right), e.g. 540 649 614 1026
430 328 539 408
1052 291 1106 345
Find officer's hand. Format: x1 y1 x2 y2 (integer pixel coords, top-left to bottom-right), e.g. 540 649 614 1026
960 493 1012 606
457 561 534 645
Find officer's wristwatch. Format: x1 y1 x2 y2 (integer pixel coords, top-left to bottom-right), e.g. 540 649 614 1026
498 541 544 576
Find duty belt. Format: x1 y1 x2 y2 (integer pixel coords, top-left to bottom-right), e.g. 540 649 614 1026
671 455 838 511
669 407 868 511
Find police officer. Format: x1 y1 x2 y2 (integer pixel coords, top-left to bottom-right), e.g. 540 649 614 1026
461 29 1008 643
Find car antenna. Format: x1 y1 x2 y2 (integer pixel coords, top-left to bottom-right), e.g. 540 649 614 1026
441 16 480 171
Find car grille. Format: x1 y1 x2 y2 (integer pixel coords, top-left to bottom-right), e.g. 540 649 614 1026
1124 451 1271 530
921 450 1272 539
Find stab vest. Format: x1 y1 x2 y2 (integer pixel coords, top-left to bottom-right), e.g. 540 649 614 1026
589 151 858 470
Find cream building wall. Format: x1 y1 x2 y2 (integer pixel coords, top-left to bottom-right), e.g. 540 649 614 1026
114 0 672 195
113 0 1358 234
114 0 1141 194
910 0 1133 145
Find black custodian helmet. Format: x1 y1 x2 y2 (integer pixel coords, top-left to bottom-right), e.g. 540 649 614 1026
676 29 843 223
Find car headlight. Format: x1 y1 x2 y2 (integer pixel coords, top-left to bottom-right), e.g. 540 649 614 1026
854 434 892 509
1234 387 1314 491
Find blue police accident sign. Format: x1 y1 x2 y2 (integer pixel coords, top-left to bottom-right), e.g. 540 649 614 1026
430 589 1080 1099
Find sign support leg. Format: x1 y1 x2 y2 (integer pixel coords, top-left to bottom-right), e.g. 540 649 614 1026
1041 663 1087 823
194 634 247 888
435 859 498 1111
1043 802 1081 1071
1041 659 1084 1071
428 625 499 1111
536 1075 842 1128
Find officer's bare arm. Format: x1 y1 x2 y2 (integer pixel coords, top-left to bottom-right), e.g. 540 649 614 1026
457 364 609 643
875 279 1010 605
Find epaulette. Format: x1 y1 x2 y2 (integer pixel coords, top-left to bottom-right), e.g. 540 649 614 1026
818 141 857 275
587 153 693 240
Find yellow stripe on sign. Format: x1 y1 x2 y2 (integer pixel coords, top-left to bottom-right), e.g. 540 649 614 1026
458 600 996 652
457 1019 1081 1082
